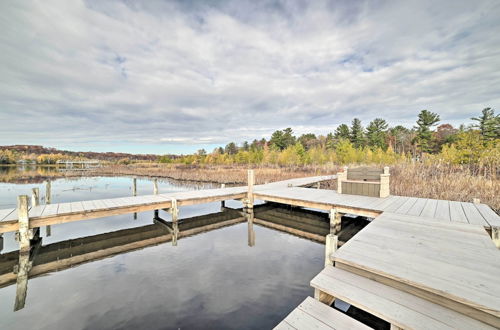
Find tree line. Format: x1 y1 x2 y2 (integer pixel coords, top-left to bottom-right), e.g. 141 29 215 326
162 108 499 171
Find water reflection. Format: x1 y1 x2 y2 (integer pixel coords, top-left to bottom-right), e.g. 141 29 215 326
0 205 349 315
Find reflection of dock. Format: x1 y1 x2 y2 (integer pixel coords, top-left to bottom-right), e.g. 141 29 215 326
0 205 335 311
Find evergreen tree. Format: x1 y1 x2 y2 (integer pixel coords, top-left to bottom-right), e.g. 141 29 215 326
270 128 296 150
224 142 238 155
350 118 365 148
471 107 499 140
415 110 440 153
242 141 250 151
366 118 388 150
326 132 335 149
334 124 350 140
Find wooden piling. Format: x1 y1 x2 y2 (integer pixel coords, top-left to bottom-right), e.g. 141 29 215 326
45 181 51 204
14 251 31 311
246 208 255 247
153 179 158 195
45 181 51 237
17 196 30 253
329 208 342 234
247 170 254 209
171 198 178 246
380 167 390 198
221 184 226 209
31 188 40 207
132 178 137 196
133 178 137 220
324 234 338 267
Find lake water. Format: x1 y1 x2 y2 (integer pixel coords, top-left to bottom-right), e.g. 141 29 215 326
0 175 326 329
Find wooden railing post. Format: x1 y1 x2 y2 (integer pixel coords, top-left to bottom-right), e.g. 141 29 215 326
325 234 338 267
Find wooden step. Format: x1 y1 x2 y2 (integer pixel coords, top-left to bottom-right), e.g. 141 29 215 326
311 266 495 330
274 296 372 330
332 212 500 328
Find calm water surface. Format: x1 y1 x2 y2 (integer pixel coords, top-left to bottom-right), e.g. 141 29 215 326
0 175 324 329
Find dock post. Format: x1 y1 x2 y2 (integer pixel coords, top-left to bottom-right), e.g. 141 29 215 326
31 188 39 207
45 181 51 237
132 177 137 196
247 170 254 209
317 182 321 189
246 207 255 247
171 198 179 246
329 208 342 234
16 196 31 253
492 227 500 249
324 234 338 267
220 184 226 209
132 177 137 220
153 178 159 195
13 251 31 311
153 179 159 218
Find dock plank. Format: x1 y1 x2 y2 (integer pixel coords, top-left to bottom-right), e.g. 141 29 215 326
435 200 451 221
475 203 500 227
406 198 428 216
420 199 438 218
449 201 468 223
461 202 488 226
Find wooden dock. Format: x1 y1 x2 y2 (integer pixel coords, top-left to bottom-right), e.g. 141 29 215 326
0 170 499 327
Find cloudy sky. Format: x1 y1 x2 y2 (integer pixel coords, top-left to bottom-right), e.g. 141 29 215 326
1 0 499 154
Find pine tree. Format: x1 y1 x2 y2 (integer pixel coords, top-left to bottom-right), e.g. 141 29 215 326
366 118 388 150
414 110 440 153
350 118 365 148
334 124 350 140
471 107 499 140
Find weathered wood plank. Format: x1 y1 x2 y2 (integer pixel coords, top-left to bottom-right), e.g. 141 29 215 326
434 200 451 221
449 201 468 223
475 203 500 227
406 198 427 216
420 199 438 218
461 202 488 226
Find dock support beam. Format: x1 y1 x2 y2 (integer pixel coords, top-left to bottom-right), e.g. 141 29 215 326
324 234 338 267
329 208 342 234
171 198 179 246
380 166 390 198
45 181 51 236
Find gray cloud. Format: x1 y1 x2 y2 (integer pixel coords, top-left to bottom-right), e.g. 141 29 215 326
1 0 499 153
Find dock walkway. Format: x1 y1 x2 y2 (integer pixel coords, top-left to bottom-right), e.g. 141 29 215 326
1 172 499 327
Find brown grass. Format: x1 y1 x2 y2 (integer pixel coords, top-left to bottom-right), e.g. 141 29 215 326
1 162 498 213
